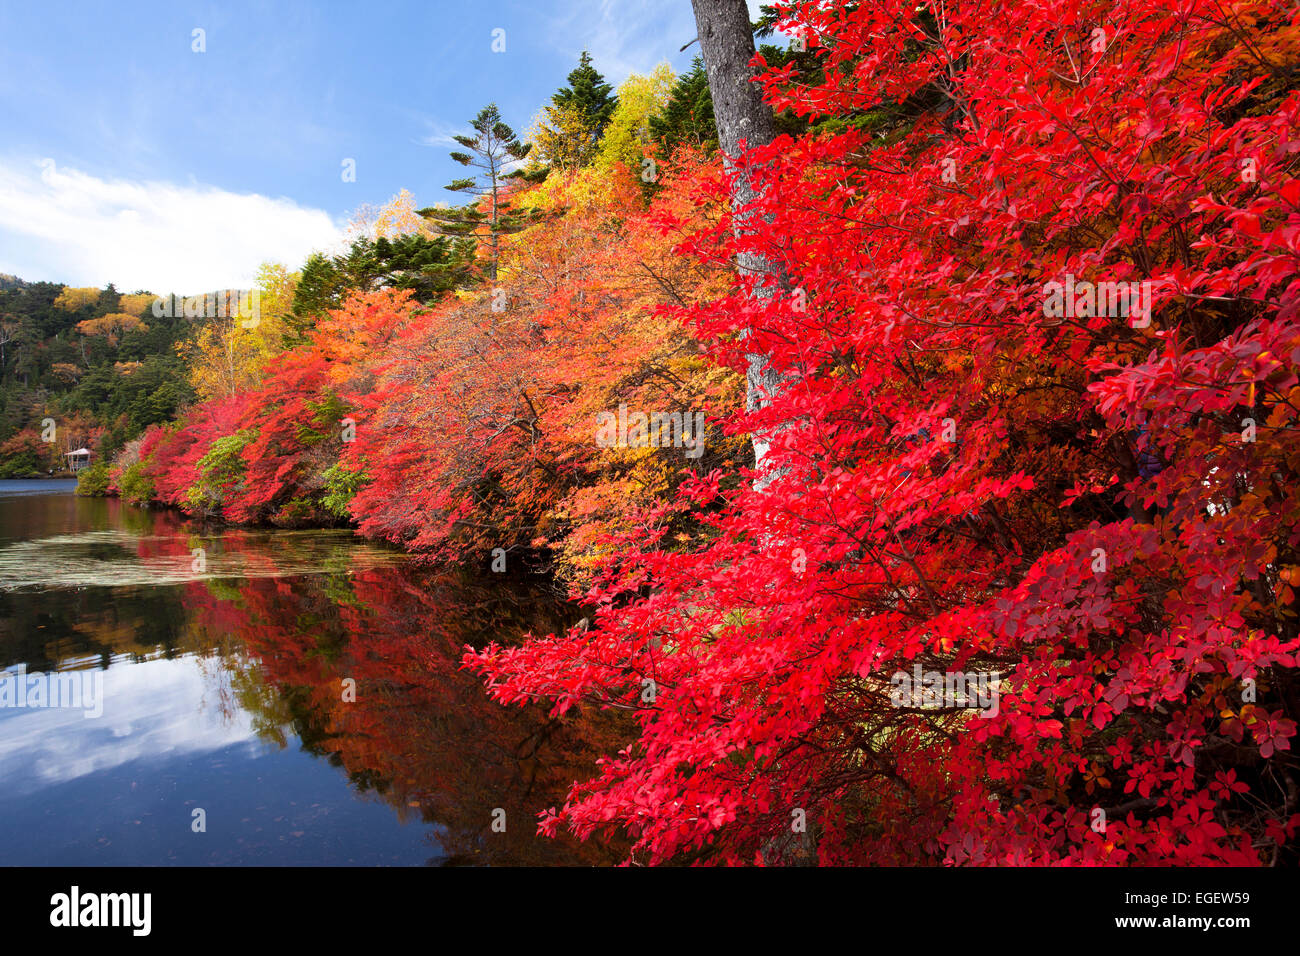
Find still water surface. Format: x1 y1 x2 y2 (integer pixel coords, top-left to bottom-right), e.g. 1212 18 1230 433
0 481 621 865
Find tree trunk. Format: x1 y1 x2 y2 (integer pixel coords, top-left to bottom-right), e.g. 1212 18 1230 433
692 0 814 867
489 155 500 284
690 0 787 472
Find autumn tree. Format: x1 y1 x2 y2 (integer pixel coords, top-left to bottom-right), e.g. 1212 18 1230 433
116 292 156 317
51 362 81 384
374 188 432 239
331 159 746 575
0 428 57 477
528 102 603 172
53 286 101 312
76 312 149 346
179 262 295 401
596 64 677 175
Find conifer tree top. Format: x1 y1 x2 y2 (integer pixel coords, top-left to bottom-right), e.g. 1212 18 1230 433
552 50 616 137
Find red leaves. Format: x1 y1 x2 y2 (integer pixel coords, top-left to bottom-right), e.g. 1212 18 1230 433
1248 709 1297 759
466 0 1300 866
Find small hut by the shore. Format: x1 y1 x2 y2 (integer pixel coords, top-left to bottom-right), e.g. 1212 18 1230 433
63 448 92 473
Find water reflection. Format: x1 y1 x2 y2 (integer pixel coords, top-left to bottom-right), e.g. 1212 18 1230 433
0 528 405 591
0 488 627 865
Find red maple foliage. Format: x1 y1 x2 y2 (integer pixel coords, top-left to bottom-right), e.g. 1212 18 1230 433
131 393 252 509
220 289 411 525
469 0 1300 865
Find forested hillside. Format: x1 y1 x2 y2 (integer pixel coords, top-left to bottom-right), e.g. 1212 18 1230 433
0 229 478 477
0 276 195 476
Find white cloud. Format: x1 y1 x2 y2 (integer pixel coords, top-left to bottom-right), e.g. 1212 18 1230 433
0 157 346 293
0 657 265 797
418 118 467 149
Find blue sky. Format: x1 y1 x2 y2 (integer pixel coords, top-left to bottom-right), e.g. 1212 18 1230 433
0 0 766 293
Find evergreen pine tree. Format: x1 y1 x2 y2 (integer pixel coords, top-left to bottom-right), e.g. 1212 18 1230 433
649 56 717 155
419 103 542 284
553 50 617 138
289 234 470 335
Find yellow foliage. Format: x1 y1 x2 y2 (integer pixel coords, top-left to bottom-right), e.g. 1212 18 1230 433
516 163 640 219
180 262 298 401
526 102 600 171
116 293 155 317
597 64 676 172
375 188 434 239
75 313 149 345
51 362 81 383
54 287 101 311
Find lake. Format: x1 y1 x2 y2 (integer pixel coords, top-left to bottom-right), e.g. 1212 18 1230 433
0 480 623 865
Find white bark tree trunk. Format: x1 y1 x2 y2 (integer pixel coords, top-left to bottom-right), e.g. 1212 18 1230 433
690 0 787 472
